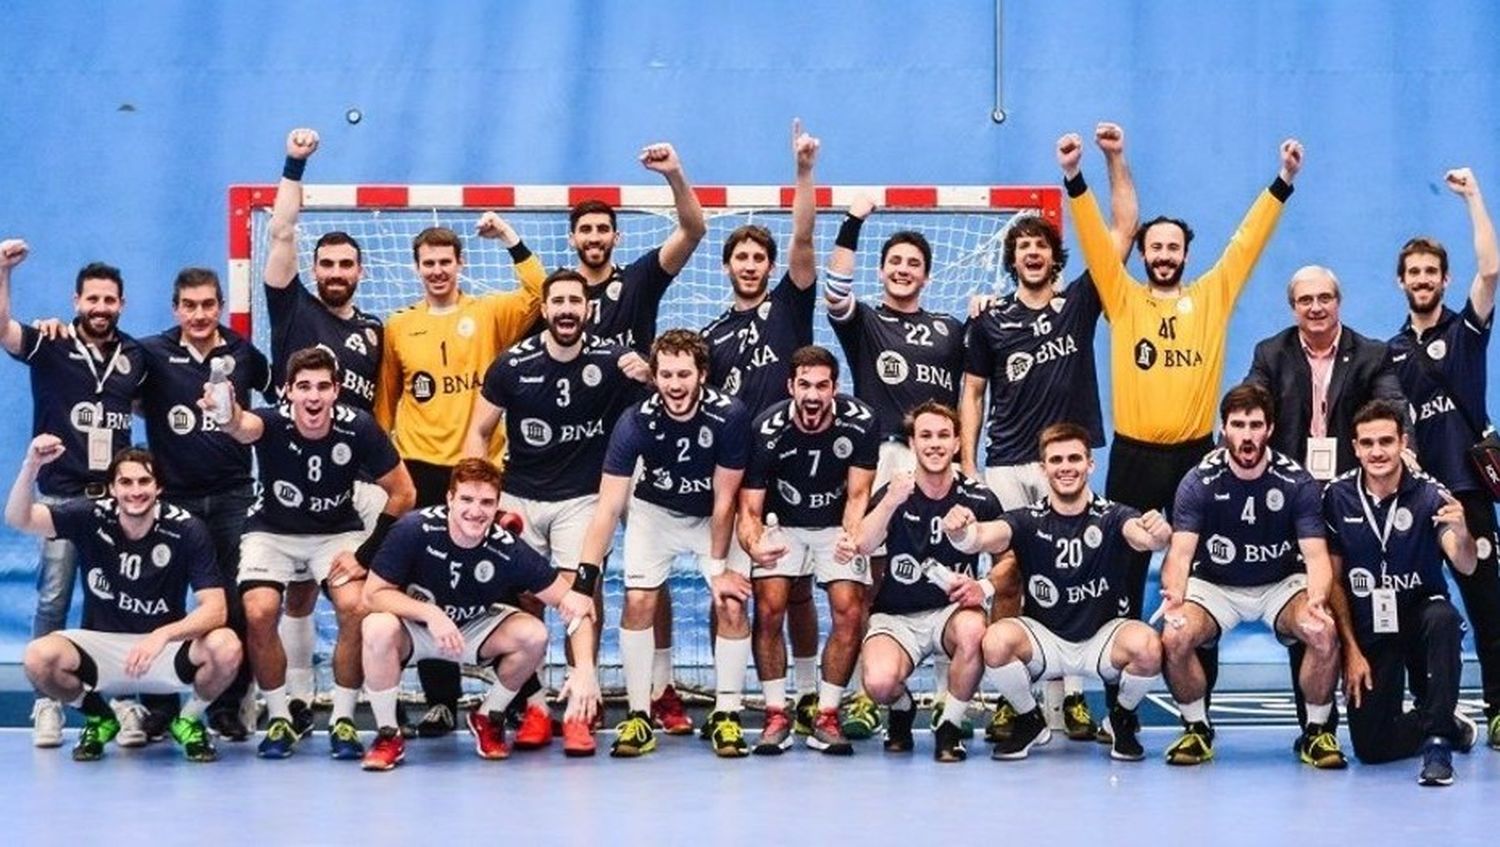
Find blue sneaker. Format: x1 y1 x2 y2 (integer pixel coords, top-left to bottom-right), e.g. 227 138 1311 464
258 717 299 759
329 718 364 760
1418 737 1454 787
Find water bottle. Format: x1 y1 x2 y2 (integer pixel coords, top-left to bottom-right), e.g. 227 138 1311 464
208 356 235 424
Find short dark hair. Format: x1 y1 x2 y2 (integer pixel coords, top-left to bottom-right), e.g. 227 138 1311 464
1003 216 1068 283
1219 382 1275 424
721 225 778 266
75 262 123 297
412 227 463 262
449 457 503 496
1133 216 1196 255
542 268 588 300
1038 422 1092 458
172 267 222 306
1397 236 1448 278
314 231 363 264
107 446 156 486
880 231 932 273
903 400 960 439
1352 399 1408 438
789 345 839 382
650 328 709 375
285 346 339 385
569 200 617 231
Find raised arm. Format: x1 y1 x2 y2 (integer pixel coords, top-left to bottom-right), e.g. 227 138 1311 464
264 129 319 289
1060 133 1132 317
642 143 706 275
476 211 544 336
1447 168 1499 322
788 119 819 289
199 382 262 444
946 512 1015 556
5 435 62 537
0 239 31 355
824 195 876 320
1200 139 1303 303
1094 122 1140 260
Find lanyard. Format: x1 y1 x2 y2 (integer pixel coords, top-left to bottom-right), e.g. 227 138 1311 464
73 335 125 397
1356 471 1398 580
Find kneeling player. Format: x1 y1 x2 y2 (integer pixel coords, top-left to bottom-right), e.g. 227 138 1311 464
947 423 1170 760
855 402 1001 762
11 438 241 762
1325 401 1479 786
358 459 599 770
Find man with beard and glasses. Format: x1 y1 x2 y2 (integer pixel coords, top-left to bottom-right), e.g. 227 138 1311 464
1386 167 1500 749
1059 132 1305 626
263 128 388 737
0 242 146 748
702 120 825 737
1156 383 1345 768
576 329 751 758
961 121 1138 745
739 345 879 755
565 143 707 735
462 269 649 755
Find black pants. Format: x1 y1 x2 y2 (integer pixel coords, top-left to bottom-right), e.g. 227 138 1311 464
1452 491 1500 718
406 460 464 711
1348 598 1464 764
1104 433 1215 617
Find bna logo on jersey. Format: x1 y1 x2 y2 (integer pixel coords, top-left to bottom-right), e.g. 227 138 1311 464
86 567 115 600
776 479 803 506
151 543 172 568
412 372 436 402
876 351 910 385
1206 534 1237 565
652 469 674 491
520 418 553 447
273 481 304 508
70 401 104 431
889 554 923 584
168 405 197 435
1028 574 1059 608
1005 352 1035 383
1346 567 1375 598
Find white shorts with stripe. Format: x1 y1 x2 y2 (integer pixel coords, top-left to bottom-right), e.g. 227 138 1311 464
237 530 369 587
1187 573 1306 645
500 491 597 573
745 525 872 585
622 497 748 590
59 629 196 695
866 603 965 667
1013 616 1130 684
984 462 1047 511
400 606 522 666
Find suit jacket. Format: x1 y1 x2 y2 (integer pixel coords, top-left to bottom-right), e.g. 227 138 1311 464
1245 324 1405 476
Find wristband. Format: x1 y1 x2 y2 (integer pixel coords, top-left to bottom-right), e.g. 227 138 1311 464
955 522 979 553
573 563 601 596
702 557 728 580
824 270 853 299
282 156 307 182
506 241 532 262
835 214 865 251
354 512 397 569
980 580 996 600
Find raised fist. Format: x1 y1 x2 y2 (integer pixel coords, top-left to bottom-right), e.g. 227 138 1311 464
886 470 916 505
1279 138 1304 181
0 238 28 270
1094 122 1125 155
1445 167 1480 198
792 118 820 172
475 211 520 248
286 128 320 160
1057 133 1084 178
848 192 878 221
27 434 65 467
638 142 682 175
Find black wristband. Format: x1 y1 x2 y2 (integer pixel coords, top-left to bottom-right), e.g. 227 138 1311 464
282 156 307 182
1064 172 1088 198
835 214 865 251
573 563 601 596
1268 175 1294 203
354 512 398 569
506 241 533 263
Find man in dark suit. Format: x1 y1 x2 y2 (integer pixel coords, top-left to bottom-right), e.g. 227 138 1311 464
1247 264 1405 480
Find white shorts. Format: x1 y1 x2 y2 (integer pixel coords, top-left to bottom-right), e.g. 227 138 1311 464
1187 573 1306 645
353 480 389 533
873 441 916 490
400 606 520 666
984 463 1047 511
500 491 596 572
59 629 197 695
1014 617 1130 684
748 525 871 585
622 498 748 589
238 530 369 587
866 603 966 667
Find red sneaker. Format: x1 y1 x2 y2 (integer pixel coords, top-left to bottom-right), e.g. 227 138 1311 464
514 704 554 750
562 717 597 757
361 728 405 771
650 685 694 736
466 710 511 760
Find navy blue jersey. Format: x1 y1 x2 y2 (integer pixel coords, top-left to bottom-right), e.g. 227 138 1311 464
1323 469 1453 644
139 327 273 498
830 302 965 441
1172 448 1324 587
964 275 1106 465
480 334 642 501
870 474 1002 615
602 388 750 517
744 396 880 528
246 404 401 535
1001 496 1138 641
50 499 219 634
8 325 144 497
583 249 677 355
1389 299 1492 493
372 506 556 625
703 273 816 416
265 277 383 411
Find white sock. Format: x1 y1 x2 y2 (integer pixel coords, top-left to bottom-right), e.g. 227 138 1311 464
368 685 399 731
848 655 865 696
1064 675 1085 696
182 695 211 721
1305 701 1332 727
713 636 751 713
818 680 844 713
986 662 1036 712
527 687 548 709
793 655 818 694
939 696 969 729
481 681 520 716
651 648 673 699
933 656 951 699
621 629 655 713
1178 698 1208 724
280 614 316 701
762 677 787 711
263 686 291 723
331 685 359 723
892 689 913 712
1117 671 1154 710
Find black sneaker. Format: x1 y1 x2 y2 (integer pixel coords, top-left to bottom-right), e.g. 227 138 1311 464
991 706 1051 760
72 714 121 762
170 716 219 763
1296 722 1348 770
883 700 915 753
793 692 818 736
934 719 967 762
1062 693 1097 741
207 709 251 743
142 708 174 744
1419 737 1455 786
417 703 456 738
708 711 749 758
396 700 416 739
1107 706 1144 761
289 698 315 738
985 698 1017 744
1165 721 1215 766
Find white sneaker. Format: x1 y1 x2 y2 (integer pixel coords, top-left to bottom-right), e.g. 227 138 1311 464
112 698 149 748
32 698 64 748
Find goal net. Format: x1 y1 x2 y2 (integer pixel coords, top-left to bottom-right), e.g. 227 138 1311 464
229 183 1061 697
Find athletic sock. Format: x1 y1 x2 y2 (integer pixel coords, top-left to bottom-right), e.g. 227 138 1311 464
1305 701 1332 728
985 661 1036 712
762 677 788 710
1117 671 1154 710
892 689 914 713
793 655 818 695
182 695 211 721
280 614 316 701
621 629 655 713
481 681 520 716
331 685 359 723
651 648 673 699
713 636 751 713
1178 698 1207 725
939 695 969 728
368 685 399 731
933 656 951 700
263 685 292 723
818 680 844 713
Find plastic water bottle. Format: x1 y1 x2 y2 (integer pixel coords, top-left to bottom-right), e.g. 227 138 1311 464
208 357 235 424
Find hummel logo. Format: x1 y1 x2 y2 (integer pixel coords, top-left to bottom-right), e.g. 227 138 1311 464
519 376 544 384
1213 493 1231 501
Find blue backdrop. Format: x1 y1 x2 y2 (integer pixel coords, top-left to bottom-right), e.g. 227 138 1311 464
1 0 1498 658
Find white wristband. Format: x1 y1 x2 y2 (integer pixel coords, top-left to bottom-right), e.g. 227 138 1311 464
702 557 728 580
980 580 996 600
954 522 979 553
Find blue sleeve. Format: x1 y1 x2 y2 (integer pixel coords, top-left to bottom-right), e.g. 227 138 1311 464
182 519 222 592
480 355 510 408
628 249 675 301
510 537 560 595
8 323 43 363
852 424 880 471
601 408 644 478
1292 479 1326 540
47 498 96 542
963 317 995 378
249 344 274 400
743 434 772 491
1320 488 1344 556
371 516 419 587
358 416 402 479
777 271 816 337
1171 473 1206 534
716 403 752 471
1461 297 1495 338
975 486 1004 521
